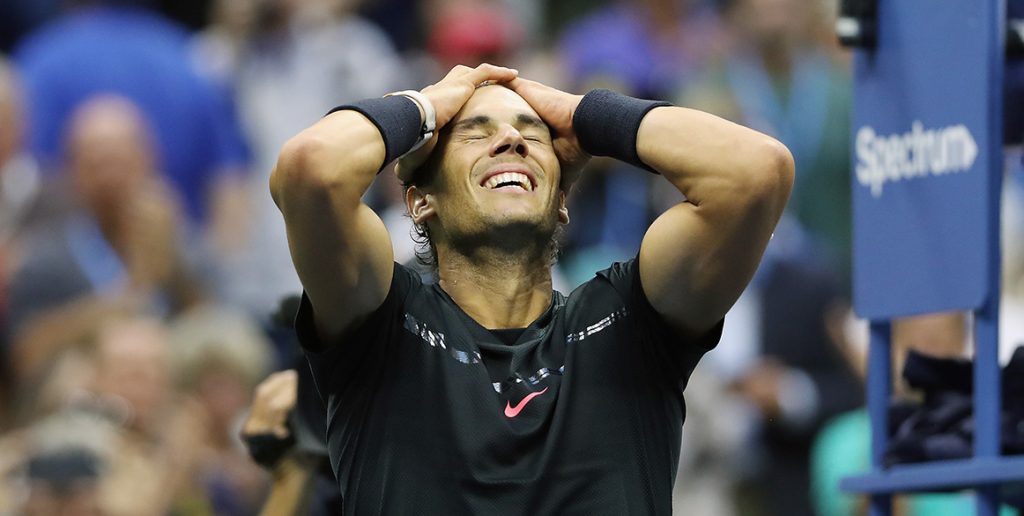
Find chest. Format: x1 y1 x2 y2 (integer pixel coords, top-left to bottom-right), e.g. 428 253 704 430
366 308 668 464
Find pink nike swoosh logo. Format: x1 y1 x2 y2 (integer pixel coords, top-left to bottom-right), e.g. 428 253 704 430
504 387 549 418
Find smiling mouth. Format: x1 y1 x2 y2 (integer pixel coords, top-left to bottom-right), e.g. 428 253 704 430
482 171 534 192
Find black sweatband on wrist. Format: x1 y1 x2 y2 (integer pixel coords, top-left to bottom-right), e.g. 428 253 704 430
243 432 297 469
327 95 422 171
572 89 671 173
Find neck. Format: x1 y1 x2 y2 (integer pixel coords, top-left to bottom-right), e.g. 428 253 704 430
436 246 554 330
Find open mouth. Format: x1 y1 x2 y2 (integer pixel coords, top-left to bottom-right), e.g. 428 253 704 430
481 171 534 192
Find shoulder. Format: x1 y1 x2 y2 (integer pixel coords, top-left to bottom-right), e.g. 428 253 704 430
573 258 723 350
589 258 641 301
295 262 424 352
562 259 638 319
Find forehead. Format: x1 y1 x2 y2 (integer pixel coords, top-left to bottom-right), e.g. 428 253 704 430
451 85 539 124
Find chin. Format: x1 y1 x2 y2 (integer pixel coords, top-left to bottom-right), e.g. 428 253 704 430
449 212 555 253
488 207 557 232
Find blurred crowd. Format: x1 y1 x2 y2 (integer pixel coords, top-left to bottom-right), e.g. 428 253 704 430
0 0 1022 515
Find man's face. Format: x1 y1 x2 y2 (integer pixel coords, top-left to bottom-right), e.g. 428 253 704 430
67 97 154 217
93 319 170 434
411 85 567 254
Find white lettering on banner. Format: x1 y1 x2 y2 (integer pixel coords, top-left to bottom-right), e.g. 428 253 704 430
855 121 978 198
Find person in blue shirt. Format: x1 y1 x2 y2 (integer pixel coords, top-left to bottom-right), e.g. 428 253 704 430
14 0 250 230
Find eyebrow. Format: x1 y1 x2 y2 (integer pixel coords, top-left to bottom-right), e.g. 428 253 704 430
451 113 548 133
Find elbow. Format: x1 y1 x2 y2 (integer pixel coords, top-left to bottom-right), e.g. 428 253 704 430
275 133 330 186
270 133 334 206
749 137 795 212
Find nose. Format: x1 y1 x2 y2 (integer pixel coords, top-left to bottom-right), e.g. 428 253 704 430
489 124 529 159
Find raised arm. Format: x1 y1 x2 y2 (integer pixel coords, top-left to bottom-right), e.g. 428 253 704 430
270 64 518 343
270 106 394 342
508 82 793 337
635 106 794 336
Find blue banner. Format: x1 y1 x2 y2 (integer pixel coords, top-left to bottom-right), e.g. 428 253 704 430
852 0 1002 318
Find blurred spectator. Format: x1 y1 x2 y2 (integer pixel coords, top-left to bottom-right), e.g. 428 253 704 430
169 305 274 515
2 305 276 514
702 216 863 516
0 56 39 248
192 0 403 315
560 0 722 101
0 56 42 429
241 295 340 515
13 0 251 245
680 0 853 292
73 315 207 515
20 448 105 516
427 3 525 71
553 0 722 287
0 314 206 515
674 4 859 508
671 365 746 516
1 415 109 516
5 96 203 386
810 312 1004 516
242 368 337 515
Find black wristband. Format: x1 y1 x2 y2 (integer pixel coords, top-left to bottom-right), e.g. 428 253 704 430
327 95 422 171
243 432 297 469
572 89 671 173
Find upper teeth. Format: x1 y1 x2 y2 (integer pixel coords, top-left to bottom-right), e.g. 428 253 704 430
484 172 531 190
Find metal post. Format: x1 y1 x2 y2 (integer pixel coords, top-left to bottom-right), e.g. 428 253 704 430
976 0 1006 513
868 320 893 516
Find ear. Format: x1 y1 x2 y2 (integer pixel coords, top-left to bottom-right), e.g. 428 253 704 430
557 190 569 225
405 185 436 225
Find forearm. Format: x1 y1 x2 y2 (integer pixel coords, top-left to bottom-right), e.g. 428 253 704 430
259 454 318 516
269 104 407 340
570 90 794 332
270 110 386 210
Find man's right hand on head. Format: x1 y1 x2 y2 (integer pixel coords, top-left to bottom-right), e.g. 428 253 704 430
506 77 590 189
396 63 518 183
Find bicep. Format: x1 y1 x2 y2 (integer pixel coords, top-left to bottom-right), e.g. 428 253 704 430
270 110 392 343
635 105 794 337
639 199 773 336
282 195 394 342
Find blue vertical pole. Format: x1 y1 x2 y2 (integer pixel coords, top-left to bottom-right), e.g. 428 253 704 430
976 0 1006 513
975 300 1002 516
868 320 892 516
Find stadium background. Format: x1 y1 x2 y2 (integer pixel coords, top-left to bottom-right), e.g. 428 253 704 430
0 0 1021 514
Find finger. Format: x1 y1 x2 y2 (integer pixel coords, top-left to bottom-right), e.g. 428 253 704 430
505 77 527 96
267 369 298 388
442 64 474 80
254 369 297 400
506 76 536 91
507 76 554 96
462 63 518 86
